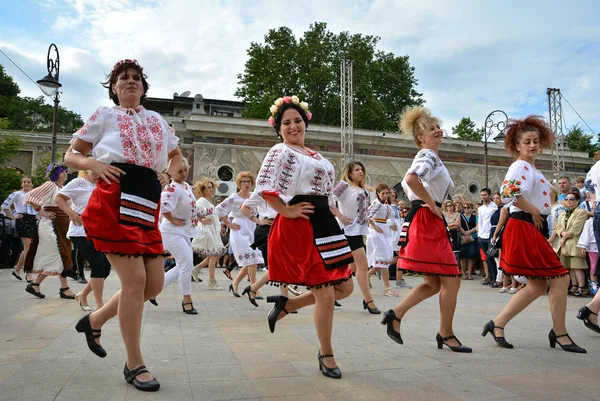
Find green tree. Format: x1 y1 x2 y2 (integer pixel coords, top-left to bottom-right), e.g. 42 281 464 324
0 64 84 132
0 134 24 201
565 123 597 156
452 117 483 141
235 22 423 132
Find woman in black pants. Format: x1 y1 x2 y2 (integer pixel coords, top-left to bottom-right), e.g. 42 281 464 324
56 170 111 311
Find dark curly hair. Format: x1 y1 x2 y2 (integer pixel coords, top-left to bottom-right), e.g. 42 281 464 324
101 61 149 106
273 103 310 136
504 115 554 157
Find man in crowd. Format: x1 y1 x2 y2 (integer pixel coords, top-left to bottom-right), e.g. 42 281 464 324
477 188 498 285
557 176 571 201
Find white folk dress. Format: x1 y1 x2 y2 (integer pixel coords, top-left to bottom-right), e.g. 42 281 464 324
215 193 263 267
332 181 370 237
192 197 226 256
366 199 394 269
58 178 96 239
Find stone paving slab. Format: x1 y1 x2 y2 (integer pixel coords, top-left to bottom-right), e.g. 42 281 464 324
0 268 598 401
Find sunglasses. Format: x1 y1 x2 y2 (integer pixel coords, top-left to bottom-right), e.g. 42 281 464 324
565 197 577 201
464 206 472 209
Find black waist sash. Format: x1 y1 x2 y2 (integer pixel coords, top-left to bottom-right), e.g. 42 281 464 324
113 163 161 230
509 211 550 239
398 200 447 247
289 195 354 270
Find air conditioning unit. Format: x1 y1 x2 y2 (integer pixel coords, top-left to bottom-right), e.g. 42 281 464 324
216 181 236 197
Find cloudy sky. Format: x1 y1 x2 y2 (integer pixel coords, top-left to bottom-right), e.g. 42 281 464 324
1 0 599 136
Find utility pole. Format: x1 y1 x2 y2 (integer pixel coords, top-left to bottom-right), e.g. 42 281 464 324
340 60 354 169
547 88 565 180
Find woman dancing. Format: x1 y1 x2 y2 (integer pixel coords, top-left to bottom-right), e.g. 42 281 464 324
482 115 585 353
23 163 76 299
246 95 354 379
65 59 182 391
381 106 471 353
366 184 399 298
191 177 226 290
332 161 380 313
215 171 263 297
2 176 36 281
55 169 111 310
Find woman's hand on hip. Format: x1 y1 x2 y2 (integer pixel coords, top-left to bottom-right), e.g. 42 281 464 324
92 160 125 185
284 202 314 220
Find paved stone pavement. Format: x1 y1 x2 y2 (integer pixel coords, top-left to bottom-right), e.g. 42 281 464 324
1 268 599 401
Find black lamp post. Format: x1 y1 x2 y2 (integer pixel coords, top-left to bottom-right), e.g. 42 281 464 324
483 110 508 188
36 43 62 163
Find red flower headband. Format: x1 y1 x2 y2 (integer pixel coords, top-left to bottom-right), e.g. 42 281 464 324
111 59 144 75
267 96 312 126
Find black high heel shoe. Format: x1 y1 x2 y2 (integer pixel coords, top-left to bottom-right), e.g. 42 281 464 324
123 362 160 392
362 299 381 315
548 329 586 353
481 320 513 349
267 295 289 333
229 284 241 297
149 298 158 306
181 302 197 315
577 306 600 334
59 287 75 299
317 352 341 379
242 286 258 307
436 333 472 353
334 301 341 307
380 309 403 344
75 313 107 358
25 282 45 298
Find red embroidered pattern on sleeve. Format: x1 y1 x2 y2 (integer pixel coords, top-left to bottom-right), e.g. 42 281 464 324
75 108 101 137
117 114 138 165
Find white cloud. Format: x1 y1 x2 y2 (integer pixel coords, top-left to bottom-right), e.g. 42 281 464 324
1 0 598 135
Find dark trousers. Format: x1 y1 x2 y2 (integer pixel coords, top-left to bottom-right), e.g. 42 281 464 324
593 208 600 275
479 238 497 281
72 248 86 279
70 237 111 279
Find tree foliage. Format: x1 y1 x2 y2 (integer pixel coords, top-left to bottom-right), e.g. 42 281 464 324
0 134 24 202
452 117 483 141
565 124 598 156
0 64 84 132
235 22 424 132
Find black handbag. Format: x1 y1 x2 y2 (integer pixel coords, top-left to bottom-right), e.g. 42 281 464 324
486 225 505 258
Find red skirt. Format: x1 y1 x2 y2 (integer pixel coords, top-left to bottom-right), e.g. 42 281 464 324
82 168 163 257
499 218 567 279
398 207 460 276
267 215 353 289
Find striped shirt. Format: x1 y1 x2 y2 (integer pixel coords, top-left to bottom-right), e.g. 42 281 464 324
24 181 60 209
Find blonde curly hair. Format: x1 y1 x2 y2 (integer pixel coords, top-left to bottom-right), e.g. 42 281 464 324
193 177 217 199
398 106 441 147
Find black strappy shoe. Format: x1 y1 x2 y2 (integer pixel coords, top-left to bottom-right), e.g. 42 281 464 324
267 295 289 333
481 320 513 349
229 284 241 297
59 287 75 299
362 299 381 315
548 329 586 353
380 309 403 344
75 313 107 358
577 306 600 334
436 333 472 353
242 285 258 307
317 352 341 379
12 271 22 281
181 302 197 315
25 282 45 299
123 362 160 392
149 298 158 306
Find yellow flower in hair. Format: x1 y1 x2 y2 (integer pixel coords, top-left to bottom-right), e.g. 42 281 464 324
299 101 309 111
274 98 283 107
291 95 300 104
269 105 278 114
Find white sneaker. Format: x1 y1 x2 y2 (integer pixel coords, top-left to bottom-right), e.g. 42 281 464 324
394 280 413 289
499 287 508 293
508 287 518 294
208 278 223 290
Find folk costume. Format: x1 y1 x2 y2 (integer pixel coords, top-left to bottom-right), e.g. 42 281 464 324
58 178 111 280
2 190 37 238
397 149 460 276
159 181 199 296
332 180 369 251
366 199 394 269
24 181 72 276
247 143 353 288
499 160 567 278
72 106 179 257
214 193 263 267
192 197 226 257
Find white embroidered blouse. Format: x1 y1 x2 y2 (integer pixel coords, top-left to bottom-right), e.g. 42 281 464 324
215 193 255 223
2 191 37 215
72 106 179 172
367 199 393 222
246 143 336 206
500 160 552 215
402 149 453 204
584 160 600 203
58 178 95 238
332 180 370 236
159 181 199 238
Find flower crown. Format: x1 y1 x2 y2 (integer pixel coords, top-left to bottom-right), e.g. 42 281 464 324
45 162 67 179
111 59 144 75
267 96 312 126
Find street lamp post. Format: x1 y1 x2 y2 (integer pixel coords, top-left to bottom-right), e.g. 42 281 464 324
36 43 62 163
483 110 508 189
